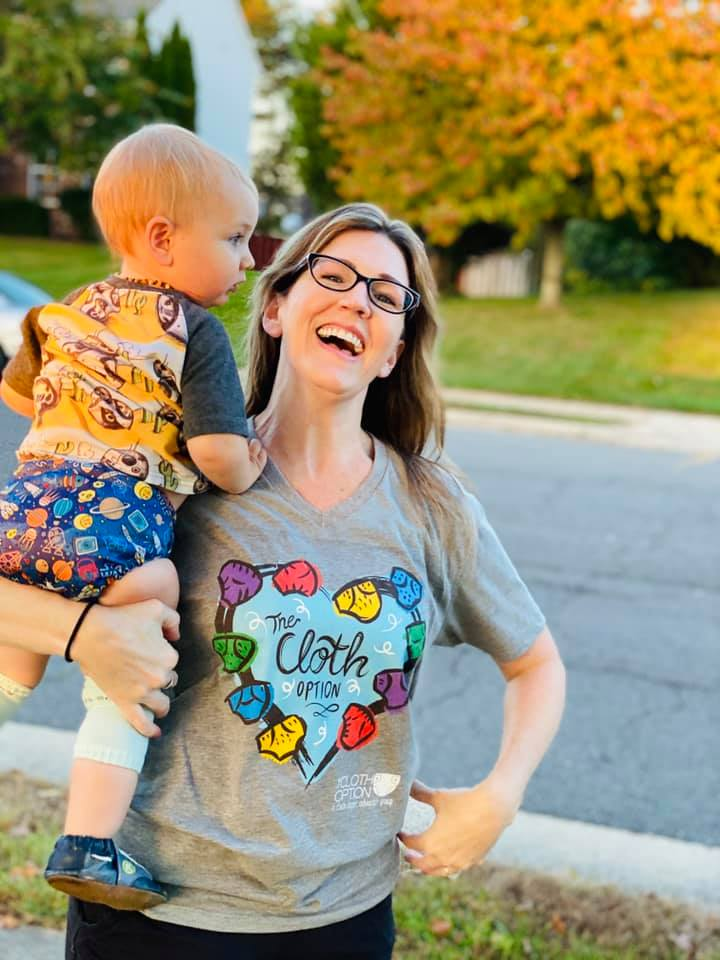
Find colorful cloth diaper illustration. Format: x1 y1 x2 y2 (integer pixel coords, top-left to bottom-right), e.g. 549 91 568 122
210 559 427 784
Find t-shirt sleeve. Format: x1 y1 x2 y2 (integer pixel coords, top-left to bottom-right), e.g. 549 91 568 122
434 481 546 662
180 304 248 440
2 306 44 398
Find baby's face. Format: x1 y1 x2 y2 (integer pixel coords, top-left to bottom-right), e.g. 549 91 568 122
170 177 258 308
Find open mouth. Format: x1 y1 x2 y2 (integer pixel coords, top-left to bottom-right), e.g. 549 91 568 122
316 324 365 357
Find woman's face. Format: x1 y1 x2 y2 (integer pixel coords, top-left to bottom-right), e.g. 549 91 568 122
264 230 408 400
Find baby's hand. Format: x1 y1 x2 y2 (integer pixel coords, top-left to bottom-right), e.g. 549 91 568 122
240 438 267 490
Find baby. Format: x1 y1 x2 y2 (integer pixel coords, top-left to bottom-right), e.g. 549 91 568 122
0 124 264 909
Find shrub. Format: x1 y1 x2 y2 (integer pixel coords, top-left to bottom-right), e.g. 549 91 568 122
0 196 50 236
565 217 720 291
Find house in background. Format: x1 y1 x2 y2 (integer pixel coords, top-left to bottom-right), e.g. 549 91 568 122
98 0 261 172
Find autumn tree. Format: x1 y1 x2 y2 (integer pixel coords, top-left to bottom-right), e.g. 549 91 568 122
318 0 720 305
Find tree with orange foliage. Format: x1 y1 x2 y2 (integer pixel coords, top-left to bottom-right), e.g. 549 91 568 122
318 0 720 305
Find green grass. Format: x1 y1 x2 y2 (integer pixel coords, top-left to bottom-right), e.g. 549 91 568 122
0 773 67 928
439 292 720 415
393 871 720 959
2 237 719 414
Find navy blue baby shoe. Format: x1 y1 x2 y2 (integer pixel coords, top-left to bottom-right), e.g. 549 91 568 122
44 835 168 910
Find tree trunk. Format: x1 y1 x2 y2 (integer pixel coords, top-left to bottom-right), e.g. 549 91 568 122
539 221 565 308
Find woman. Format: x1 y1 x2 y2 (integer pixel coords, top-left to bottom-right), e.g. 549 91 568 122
0 203 565 959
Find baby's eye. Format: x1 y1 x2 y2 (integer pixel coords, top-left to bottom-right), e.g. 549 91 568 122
229 234 246 246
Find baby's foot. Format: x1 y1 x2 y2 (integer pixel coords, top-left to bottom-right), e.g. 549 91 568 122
44 834 167 910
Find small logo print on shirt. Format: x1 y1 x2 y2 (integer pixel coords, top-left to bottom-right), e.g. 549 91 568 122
332 772 401 812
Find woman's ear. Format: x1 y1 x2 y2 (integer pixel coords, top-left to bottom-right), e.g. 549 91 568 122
146 216 175 266
378 339 405 379
262 296 283 338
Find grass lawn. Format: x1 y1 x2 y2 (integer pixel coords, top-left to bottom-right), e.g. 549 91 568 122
2 772 719 958
2 237 719 414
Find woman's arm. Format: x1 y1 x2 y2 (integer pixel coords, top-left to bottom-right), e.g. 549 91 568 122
491 626 566 799
399 627 565 875
0 579 180 737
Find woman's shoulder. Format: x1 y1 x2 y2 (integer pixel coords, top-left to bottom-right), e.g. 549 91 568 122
380 443 481 542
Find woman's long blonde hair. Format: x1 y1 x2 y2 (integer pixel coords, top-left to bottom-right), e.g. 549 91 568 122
245 203 452 510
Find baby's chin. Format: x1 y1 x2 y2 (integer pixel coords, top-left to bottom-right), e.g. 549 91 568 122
206 291 230 307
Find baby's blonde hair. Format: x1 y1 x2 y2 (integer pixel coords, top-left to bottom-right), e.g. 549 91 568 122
92 123 256 255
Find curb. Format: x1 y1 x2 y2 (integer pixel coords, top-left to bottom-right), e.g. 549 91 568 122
2 722 719 912
442 388 720 457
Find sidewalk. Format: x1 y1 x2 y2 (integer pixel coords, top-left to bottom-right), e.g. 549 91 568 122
1 721 718 960
442 388 720 457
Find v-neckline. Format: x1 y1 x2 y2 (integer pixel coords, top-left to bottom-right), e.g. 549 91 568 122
249 419 389 523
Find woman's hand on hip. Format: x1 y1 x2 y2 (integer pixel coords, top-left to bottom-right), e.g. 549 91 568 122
71 600 180 738
397 776 520 877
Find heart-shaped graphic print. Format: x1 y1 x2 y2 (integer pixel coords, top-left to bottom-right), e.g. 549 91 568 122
211 559 426 784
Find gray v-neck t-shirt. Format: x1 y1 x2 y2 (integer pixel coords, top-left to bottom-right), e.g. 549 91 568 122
119 441 545 932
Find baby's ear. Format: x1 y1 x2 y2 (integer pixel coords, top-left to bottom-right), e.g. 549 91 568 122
146 217 175 265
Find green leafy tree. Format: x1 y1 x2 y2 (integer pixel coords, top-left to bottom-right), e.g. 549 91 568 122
0 0 186 170
137 13 196 131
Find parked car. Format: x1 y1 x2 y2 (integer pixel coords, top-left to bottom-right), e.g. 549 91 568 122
0 271 51 372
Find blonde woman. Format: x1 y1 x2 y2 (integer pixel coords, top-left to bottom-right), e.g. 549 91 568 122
0 203 565 959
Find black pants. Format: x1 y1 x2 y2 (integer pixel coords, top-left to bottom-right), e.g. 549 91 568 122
65 894 395 960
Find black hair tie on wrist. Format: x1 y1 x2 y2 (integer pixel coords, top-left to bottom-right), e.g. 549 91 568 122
64 598 100 663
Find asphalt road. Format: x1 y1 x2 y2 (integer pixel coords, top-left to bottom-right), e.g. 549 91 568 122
1 404 717 845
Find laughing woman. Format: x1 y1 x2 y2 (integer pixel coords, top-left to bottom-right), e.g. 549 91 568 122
0 203 565 960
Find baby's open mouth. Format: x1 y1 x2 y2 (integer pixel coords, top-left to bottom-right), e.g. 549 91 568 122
316 325 365 356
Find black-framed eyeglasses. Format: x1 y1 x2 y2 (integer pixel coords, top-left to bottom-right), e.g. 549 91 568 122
279 252 421 315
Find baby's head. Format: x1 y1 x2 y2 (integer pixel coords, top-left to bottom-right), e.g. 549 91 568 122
93 124 258 307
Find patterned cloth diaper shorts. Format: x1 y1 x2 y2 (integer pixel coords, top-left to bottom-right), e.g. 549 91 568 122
0 458 175 599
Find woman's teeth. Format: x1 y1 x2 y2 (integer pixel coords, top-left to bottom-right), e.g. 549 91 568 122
316 325 364 356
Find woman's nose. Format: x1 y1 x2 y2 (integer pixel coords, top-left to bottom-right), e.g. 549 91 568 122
339 281 371 314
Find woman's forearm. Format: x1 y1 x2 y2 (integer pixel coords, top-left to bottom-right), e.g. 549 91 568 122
0 579 79 657
489 628 566 806
0 579 181 736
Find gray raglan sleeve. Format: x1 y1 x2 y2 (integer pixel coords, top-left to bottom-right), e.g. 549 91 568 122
2 306 45 398
180 305 248 440
433 483 546 662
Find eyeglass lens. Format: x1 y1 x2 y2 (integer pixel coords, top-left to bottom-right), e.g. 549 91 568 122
310 256 414 313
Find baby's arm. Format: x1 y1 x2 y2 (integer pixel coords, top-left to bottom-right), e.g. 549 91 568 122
180 304 261 494
187 434 266 494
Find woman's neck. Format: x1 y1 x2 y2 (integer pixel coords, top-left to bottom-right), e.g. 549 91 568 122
254 380 374 508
